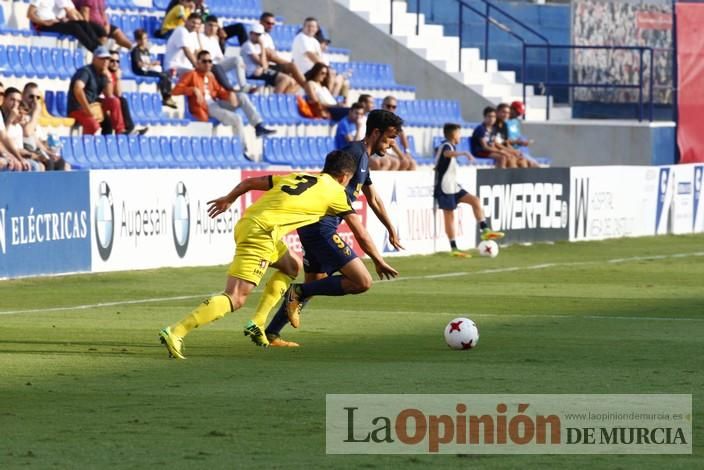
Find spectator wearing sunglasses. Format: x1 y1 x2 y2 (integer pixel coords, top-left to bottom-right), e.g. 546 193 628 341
381 96 416 170
21 82 68 170
172 50 275 151
105 50 147 135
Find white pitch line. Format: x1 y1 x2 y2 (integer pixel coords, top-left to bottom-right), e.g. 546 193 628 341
329 309 704 322
1 251 704 317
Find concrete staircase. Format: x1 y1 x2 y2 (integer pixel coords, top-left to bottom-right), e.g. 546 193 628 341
336 0 571 121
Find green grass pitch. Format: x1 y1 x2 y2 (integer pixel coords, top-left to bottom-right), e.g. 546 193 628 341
1 235 702 469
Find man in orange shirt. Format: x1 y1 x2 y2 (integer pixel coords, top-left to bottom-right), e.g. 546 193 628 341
172 50 275 145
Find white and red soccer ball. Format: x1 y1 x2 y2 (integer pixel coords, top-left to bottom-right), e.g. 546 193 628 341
444 317 479 350
477 240 499 258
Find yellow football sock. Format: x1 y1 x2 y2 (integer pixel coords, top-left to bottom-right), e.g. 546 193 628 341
250 271 293 327
170 294 234 337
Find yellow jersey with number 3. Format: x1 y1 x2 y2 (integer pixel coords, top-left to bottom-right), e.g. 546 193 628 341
243 172 355 235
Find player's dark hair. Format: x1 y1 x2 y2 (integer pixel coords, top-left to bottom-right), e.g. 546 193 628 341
187 12 202 22
365 109 403 137
260 12 275 21
483 106 497 116
443 123 461 139
350 102 364 112
357 94 372 104
304 17 318 24
205 15 219 23
133 28 146 41
497 103 510 112
322 150 356 177
196 50 211 60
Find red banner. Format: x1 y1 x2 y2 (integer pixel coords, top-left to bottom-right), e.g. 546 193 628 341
677 3 704 164
240 170 368 256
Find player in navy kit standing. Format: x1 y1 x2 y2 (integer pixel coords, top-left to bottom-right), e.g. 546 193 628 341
262 109 404 346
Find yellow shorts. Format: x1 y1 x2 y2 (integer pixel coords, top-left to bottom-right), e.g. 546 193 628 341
227 218 289 286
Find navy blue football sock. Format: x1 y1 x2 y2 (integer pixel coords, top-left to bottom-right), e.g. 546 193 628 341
479 220 488 230
450 240 458 250
265 302 290 337
300 275 346 297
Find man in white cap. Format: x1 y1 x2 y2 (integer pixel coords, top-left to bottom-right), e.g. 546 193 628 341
240 23 296 94
67 45 125 135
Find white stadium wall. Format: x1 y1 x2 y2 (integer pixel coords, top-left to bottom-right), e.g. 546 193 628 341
1 165 703 279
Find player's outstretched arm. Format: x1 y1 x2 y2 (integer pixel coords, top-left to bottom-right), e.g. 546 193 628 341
343 212 398 280
362 184 404 251
207 175 272 218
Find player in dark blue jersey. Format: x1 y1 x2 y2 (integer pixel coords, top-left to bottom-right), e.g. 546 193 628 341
261 110 404 346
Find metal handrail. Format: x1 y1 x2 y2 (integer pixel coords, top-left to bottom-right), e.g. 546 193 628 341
523 44 655 122
397 0 657 122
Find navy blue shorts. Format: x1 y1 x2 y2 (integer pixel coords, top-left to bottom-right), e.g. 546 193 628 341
435 189 468 210
298 224 358 275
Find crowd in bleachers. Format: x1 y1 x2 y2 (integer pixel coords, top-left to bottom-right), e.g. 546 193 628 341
0 0 545 172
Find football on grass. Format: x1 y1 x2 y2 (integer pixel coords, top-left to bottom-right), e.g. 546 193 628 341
444 317 479 350
478 240 499 258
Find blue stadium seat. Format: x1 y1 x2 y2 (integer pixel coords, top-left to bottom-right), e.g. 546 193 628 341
116 134 137 168
73 49 85 68
153 0 170 10
178 136 194 168
56 91 68 117
128 135 144 167
189 137 206 168
65 136 90 168
147 136 165 168
162 136 180 167
200 136 221 168
60 49 73 78
103 134 126 169
92 134 111 168
82 135 101 168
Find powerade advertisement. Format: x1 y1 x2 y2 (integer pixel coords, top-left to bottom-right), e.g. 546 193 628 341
0 172 91 278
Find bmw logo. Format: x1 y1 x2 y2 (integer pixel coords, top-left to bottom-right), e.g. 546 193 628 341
172 181 190 258
95 181 114 261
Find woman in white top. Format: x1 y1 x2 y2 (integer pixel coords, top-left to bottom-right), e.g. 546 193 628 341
304 63 348 121
291 17 323 75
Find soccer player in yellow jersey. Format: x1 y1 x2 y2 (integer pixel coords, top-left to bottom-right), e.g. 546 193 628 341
159 151 398 359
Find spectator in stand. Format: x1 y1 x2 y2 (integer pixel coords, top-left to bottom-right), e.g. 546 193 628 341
240 23 296 94
172 50 275 150
156 0 194 39
334 103 365 150
470 106 514 168
73 0 132 49
22 83 68 170
68 46 125 135
258 12 316 102
164 0 208 20
28 0 107 52
131 29 177 108
315 29 350 105
2 89 44 171
304 63 348 121
198 15 256 93
164 13 201 78
507 101 534 149
0 82 30 171
495 103 537 168
291 17 323 76
381 95 416 170
106 50 146 135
